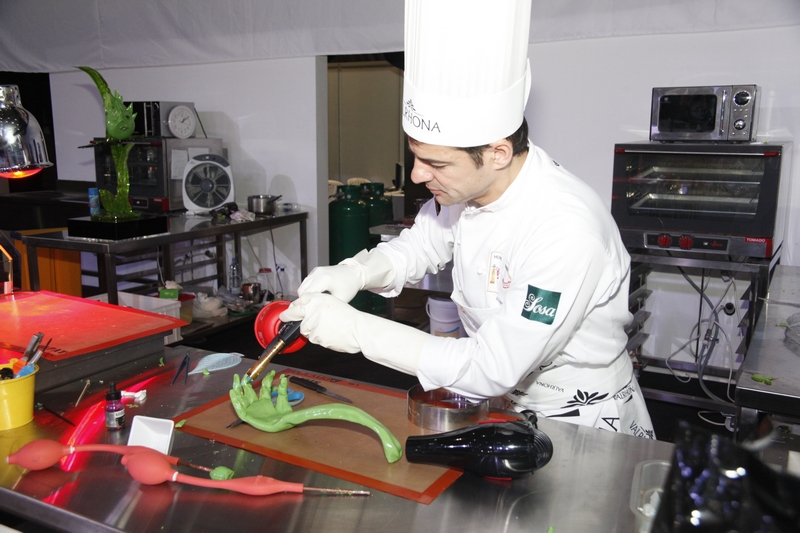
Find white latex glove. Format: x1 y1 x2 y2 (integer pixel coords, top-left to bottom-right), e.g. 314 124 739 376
297 249 395 303
280 292 429 376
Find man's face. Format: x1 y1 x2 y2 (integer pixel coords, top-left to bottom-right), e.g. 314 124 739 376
408 141 497 207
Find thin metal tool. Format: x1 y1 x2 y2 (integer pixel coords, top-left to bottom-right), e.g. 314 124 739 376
302 487 371 497
35 403 76 426
171 353 191 385
75 379 91 407
289 376 353 404
175 459 214 473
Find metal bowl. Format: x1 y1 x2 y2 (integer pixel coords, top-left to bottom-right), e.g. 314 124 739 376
247 194 282 215
407 384 489 431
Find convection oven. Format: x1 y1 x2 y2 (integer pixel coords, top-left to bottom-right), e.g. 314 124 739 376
611 142 792 258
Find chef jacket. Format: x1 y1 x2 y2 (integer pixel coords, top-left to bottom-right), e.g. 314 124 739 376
375 142 655 438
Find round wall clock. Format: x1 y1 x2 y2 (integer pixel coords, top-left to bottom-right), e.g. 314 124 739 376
167 104 197 139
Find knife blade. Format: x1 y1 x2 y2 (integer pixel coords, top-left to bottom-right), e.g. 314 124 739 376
289 376 353 404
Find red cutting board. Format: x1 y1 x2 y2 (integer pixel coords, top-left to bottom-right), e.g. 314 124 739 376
0 291 187 362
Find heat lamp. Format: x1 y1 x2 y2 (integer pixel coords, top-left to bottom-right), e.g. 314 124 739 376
0 85 53 179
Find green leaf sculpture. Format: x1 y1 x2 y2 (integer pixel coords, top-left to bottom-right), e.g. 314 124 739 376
230 371 403 463
77 66 136 141
77 66 138 218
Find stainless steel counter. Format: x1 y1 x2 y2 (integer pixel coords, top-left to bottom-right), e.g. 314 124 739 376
1 347 674 533
19 211 308 304
736 264 800 434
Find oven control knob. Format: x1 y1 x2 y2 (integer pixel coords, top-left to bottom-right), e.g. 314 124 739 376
657 234 672 248
679 235 694 250
733 91 751 106
734 119 747 130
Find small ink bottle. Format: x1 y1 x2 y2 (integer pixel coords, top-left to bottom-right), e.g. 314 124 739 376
105 382 125 430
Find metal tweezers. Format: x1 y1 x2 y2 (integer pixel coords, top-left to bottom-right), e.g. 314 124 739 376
171 354 191 385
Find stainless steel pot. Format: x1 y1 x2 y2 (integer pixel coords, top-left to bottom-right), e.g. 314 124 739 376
247 194 282 215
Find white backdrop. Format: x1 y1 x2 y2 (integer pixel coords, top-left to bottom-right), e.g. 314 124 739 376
1 0 798 72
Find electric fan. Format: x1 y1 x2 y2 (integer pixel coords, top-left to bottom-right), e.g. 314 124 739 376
182 154 235 213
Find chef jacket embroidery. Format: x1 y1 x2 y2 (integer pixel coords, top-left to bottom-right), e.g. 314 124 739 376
521 285 560 325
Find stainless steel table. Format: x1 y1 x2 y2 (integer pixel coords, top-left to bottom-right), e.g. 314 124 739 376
19 212 308 304
736 264 800 436
0 347 674 533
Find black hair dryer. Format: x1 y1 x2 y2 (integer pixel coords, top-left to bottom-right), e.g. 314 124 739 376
405 411 553 478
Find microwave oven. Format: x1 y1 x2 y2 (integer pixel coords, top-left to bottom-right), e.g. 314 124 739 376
94 137 224 213
611 142 792 258
650 85 759 143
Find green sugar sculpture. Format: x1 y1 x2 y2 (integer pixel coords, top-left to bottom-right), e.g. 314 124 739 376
77 66 138 217
229 371 402 463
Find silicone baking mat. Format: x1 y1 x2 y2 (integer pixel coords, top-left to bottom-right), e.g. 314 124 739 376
0 291 186 362
174 368 462 504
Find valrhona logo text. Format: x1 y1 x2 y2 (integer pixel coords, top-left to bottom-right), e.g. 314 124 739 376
521 285 560 325
403 99 440 134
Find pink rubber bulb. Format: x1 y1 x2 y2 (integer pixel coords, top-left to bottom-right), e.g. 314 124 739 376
122 451 176 485
6 439 178 471
6 439 69 470
123 450 304 496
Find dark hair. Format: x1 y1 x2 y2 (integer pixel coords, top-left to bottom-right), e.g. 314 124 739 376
458 117 529 168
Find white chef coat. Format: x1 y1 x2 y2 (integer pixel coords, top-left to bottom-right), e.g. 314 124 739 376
376 142 655 438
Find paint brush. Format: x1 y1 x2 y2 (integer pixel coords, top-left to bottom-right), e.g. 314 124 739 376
15 338 51 378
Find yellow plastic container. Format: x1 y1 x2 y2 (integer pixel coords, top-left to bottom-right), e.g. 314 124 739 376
0 363 37 431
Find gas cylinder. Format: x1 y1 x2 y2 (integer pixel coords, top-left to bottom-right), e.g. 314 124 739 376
362 182 394 249
360 182 394 315
329 184 370 311
329 184 369 263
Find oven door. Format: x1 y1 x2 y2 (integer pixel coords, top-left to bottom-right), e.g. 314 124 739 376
650 86 728 142
611 143 786 256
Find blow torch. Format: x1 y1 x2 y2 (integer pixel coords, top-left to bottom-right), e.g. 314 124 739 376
244 299 310 384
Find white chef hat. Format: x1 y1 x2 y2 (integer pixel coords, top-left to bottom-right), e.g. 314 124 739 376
402 0 532 148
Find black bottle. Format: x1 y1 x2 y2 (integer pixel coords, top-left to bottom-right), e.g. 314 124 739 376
405 412 553 478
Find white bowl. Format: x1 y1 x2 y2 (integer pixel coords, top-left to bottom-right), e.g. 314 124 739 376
127 415 175 455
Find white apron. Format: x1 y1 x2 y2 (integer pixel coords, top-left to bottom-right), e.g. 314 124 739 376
508 352 655 438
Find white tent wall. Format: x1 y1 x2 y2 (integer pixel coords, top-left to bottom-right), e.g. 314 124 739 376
1 1 797 73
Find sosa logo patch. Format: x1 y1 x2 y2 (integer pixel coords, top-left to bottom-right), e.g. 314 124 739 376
521 285 560 325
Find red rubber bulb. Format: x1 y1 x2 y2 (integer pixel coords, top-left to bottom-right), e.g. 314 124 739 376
6 439 70 470
254 300 307 353
122 451 176 485
123 450 304 496
6 439 180 471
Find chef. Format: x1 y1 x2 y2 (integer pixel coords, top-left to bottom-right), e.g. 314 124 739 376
282 0 655 438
